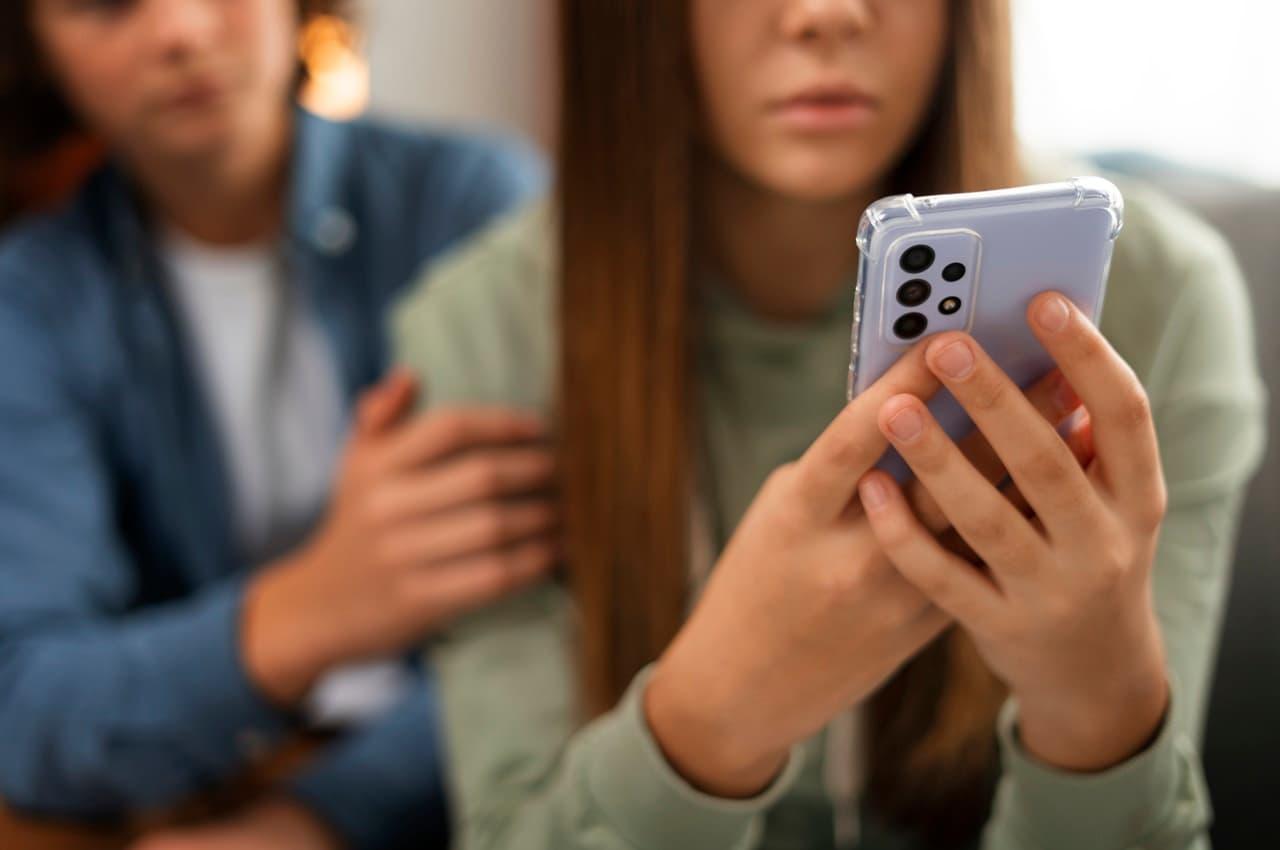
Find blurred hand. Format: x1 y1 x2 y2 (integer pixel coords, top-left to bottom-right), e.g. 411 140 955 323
130 799 337 850
242 369 560 705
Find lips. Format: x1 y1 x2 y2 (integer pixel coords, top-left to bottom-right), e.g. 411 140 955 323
165 78 230 111
769 83 880 132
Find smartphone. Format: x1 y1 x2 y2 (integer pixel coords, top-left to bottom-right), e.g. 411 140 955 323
848 177 1124 481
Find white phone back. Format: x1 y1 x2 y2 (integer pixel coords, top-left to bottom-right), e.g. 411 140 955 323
848 177 1124 481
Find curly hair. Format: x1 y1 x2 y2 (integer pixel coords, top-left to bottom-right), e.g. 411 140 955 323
0 0 349 225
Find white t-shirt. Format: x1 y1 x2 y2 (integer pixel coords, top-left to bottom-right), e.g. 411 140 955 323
161 227 408 726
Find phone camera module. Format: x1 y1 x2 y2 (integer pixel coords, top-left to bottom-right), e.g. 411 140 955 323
899 245 936 274
942 262 966 282
896 279 932 307
939 297 962 316
894 312 929 340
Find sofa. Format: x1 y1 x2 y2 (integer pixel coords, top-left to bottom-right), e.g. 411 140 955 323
1097 153 1279 848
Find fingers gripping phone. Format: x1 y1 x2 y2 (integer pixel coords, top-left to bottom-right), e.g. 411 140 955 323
848 177 1124 482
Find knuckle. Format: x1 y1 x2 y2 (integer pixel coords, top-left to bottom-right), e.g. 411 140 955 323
1142 481 1169 531
1083 562 1126 606
1073 328 1109 368
432 412 470 447
985 612 1021 644
472 458 506 495
970 375 1010 414
1041 595 1080 632
765 462 798 492
912 440 950 477
875 511 918 553
1116 384 1153 431
965 510 1009 549
895 418 941 470
487 558 516 594
1022 444 1074 489
824 432 870 472
765 465 814 532
817 562 871 600
1082 531 1133 590
514 542 547 573
911 566 954 605
773 499 814 539
482 507 511 541
884 586 926 625
906 485 945 532
762 464 806 508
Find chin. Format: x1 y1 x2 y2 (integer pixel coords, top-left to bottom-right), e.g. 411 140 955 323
735 137 887 205
151 114 244 161
760 160 880 205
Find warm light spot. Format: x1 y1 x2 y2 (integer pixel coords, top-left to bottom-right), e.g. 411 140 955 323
299 15 370 120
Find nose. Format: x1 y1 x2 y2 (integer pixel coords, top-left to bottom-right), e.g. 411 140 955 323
779 0 876 44
139 0 221 62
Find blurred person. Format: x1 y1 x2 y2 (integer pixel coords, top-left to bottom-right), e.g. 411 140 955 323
0 1 554 849
387 0 1266 848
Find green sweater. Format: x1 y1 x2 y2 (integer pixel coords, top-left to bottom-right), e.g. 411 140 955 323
393 176 1266 850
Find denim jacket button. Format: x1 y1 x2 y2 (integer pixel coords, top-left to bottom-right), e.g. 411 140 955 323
312 207 357 255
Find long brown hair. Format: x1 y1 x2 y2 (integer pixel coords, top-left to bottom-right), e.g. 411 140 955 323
0 0 348 228
559 0 1020 842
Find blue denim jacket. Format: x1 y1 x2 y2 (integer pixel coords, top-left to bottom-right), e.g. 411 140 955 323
0 108 546 848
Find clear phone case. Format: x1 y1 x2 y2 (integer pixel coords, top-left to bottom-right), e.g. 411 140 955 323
849 177 1124 480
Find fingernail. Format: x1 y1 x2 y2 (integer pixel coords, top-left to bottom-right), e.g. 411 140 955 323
887 407 924 442
932 340 975 379
1036 296 1070 333
860 477 889 510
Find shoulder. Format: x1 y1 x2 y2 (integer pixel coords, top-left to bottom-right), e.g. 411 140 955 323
341 113 548 218
1101 177 1257 404
0 215 99 399
0 178 115 337
393 201 558 411
420 198 558 300
1107 176 1240 317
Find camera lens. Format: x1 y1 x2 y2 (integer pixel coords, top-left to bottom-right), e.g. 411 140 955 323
939 297 962 316
900 245 935 274
894 312 929 340
942 262 966 282
896 279 932 307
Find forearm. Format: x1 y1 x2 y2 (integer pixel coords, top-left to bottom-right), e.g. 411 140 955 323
0 579 288 815
450 668 801 850
435 585 801 850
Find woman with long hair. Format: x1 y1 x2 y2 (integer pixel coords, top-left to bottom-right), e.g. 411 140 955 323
0 1 557 848
394 1 1265 848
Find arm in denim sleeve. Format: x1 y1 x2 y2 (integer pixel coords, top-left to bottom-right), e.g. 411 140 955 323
0 287 288 816
286 672 450 850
